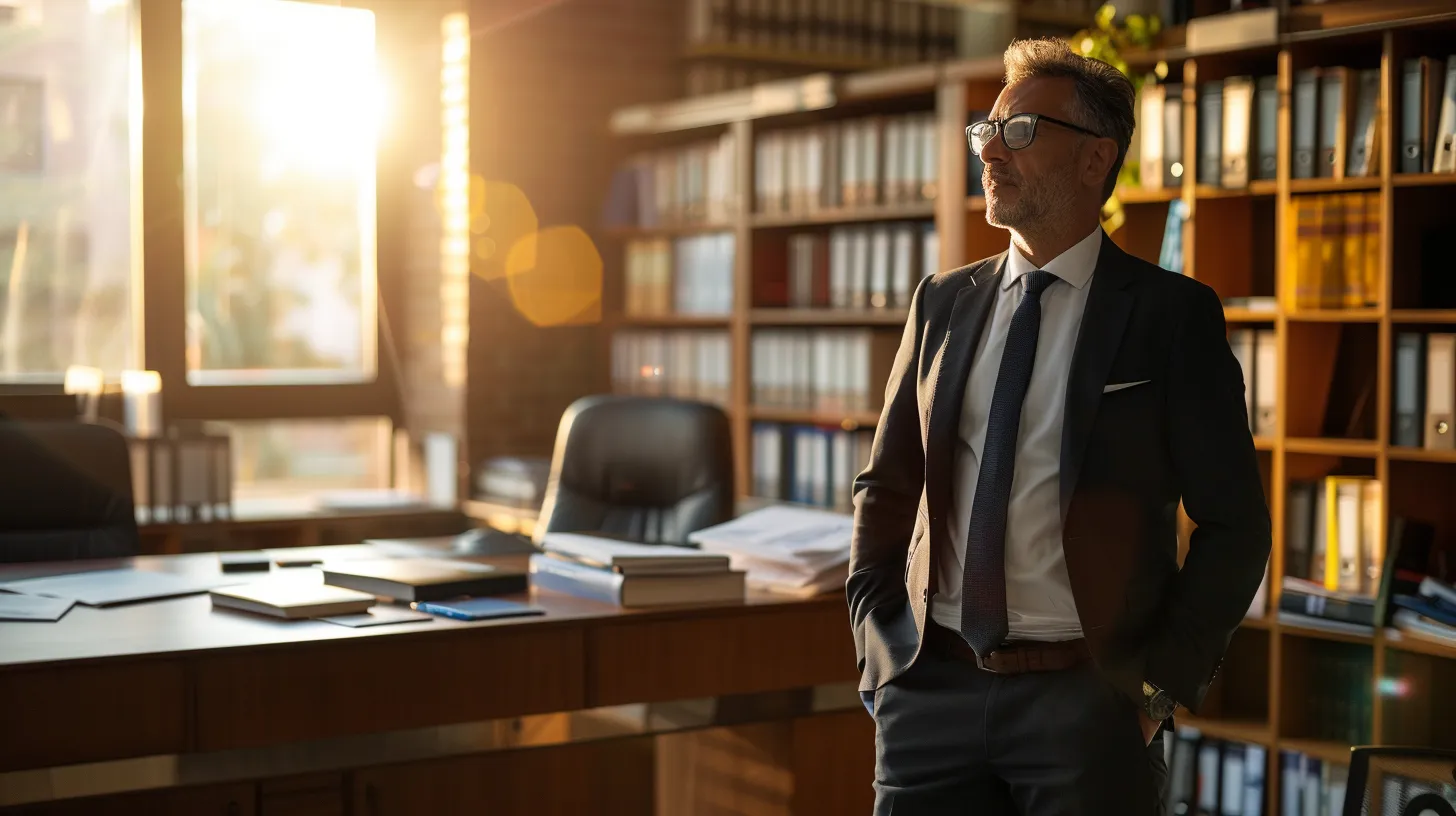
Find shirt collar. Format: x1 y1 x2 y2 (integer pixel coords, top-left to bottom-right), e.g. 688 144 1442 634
1001 226 1103 292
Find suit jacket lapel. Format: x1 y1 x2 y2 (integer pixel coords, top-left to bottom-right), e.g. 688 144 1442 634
926 254 1004 527
1059 233 1136 521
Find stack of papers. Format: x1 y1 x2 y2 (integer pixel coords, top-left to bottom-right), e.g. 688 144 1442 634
687 505 853 597
0 569 238 607
0 593 76 622
533 532 744 607
540 533 730 574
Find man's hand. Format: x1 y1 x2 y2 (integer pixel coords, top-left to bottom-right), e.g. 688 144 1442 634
1136 709 1161 746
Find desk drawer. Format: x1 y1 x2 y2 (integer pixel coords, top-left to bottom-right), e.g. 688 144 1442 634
191 625 585 752
0 660 186 772
587 601 856 706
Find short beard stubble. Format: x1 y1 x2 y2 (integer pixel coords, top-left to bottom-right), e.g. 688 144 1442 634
982 160 1079 238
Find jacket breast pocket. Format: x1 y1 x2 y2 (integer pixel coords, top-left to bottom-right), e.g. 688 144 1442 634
1101 378 1154 396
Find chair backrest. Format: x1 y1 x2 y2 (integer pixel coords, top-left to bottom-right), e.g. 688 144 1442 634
0 420 139 563
1344 746 1456 816
532 395 734 546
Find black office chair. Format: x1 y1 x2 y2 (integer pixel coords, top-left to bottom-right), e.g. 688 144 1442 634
532 395 734 546
0 420 139 563
1343 747 1456 816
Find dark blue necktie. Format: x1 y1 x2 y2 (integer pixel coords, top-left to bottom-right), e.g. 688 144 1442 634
961 269 1057 656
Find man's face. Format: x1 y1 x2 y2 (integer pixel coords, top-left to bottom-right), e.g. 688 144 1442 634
981 77 1088 232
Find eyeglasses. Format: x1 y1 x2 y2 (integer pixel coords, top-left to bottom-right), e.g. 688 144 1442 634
966 113 1104 157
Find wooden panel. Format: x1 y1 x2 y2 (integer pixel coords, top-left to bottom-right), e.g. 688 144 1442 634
1109 201 1171 266
935 81 967 271
1386 460 1456 558
1193 197 1278 302
790 711 876 815
352 738 655 816
0 661 186 772
587 602 855 706
3 783 255 816
1277 634 1375 744
1189 628 1273 724
1283 322 1344 439
963 211 1011 265
192 625 585 751
258 774 345 816
656 723 795 816
465 0 684 470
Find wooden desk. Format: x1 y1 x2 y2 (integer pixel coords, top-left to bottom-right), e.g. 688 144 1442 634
0 544 871 815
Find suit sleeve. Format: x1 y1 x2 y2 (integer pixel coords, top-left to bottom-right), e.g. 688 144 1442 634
847 275 928 673
1144 283 1272 713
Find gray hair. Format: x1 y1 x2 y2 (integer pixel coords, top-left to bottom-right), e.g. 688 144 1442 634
1003 37 1136 201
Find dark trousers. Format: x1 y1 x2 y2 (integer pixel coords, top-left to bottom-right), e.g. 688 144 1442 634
871 626 1168 815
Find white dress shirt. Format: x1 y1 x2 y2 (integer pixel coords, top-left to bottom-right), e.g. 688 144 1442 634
929 226 1102 642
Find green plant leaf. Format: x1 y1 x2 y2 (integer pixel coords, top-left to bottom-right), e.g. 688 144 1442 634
1125 14 1147 40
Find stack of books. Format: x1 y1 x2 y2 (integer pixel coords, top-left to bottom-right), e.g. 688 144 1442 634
686 504 852 597
530 533 745 607
1389 576 1456 648
1277 576 1376 636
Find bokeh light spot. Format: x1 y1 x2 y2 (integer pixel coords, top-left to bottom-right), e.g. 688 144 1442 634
505 225 602 327
469 179 538 280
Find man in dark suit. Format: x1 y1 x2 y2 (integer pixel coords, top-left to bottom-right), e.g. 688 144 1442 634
847 38 1272 815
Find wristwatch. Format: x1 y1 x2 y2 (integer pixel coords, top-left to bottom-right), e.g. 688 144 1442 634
1141 680 1177 721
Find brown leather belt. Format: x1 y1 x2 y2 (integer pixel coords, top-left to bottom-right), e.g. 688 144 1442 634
926 622 1091 674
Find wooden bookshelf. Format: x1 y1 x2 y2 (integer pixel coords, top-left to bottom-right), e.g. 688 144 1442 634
749 202 936 228
749 308 909 326
604 222 736 240
1283 437 1381 457
748 407 881 429
1277 737 1355 766
683 42 888 74
608 314 731 329
1288 176 1382 193
1179 713 1276 747
1195 180 1279 199
1224 306 1280 323
605 12 1456 809
1284 308 1383 322
1390 309 1456 323
1118 186 1182 204
1392 171 1456 187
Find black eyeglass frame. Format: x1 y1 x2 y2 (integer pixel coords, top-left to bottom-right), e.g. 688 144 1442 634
966 113 1105 156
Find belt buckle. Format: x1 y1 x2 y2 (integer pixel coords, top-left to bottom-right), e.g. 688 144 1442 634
974 649 1006 674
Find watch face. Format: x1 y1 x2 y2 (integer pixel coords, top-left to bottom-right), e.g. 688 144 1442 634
1148 693 1176 720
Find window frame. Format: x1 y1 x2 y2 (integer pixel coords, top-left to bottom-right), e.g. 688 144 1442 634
0 0 408 426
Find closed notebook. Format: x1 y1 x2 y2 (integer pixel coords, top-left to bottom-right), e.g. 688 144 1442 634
540 532 731 575
322 558 528 602
413 597 544 621
210 582 376 619
529 553 745 607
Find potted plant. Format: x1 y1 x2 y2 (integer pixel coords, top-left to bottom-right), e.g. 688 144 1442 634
1070 3 1165 234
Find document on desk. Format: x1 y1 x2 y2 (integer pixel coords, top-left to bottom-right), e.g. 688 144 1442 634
0 569 242 607
0 592 76 622
320 605 435 628
687 505 852 558
686 505 852 595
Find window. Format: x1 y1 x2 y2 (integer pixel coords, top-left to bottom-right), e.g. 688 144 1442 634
182 0 380 385
209 416 393 502
0 0 139 381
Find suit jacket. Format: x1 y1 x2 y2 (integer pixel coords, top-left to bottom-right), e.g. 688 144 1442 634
846 233 1272 713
